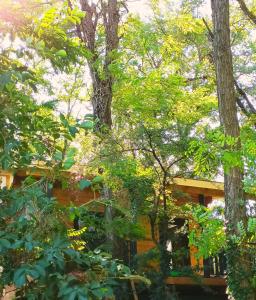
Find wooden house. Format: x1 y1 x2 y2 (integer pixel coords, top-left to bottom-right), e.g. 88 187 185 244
0 169 227 299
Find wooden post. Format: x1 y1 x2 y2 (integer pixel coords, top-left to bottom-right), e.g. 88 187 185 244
130 280 138 300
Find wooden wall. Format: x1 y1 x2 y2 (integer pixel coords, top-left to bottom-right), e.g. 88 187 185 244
11 173 102 213
135 186 214 273
137 216 157 254
5 171 220 274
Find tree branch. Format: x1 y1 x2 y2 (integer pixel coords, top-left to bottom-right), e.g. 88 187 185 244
237 0 256 25
202 17 256 115
234 80 256 114
143 127 166 174
166 156 185 172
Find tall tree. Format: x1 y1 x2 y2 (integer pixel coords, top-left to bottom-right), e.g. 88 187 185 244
211 1 254 299
69 0 122 128
67 0 127 262
95 12 218 298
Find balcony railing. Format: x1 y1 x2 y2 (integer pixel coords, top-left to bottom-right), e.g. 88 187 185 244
203 252 226 278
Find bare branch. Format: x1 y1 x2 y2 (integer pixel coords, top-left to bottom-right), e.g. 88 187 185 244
234 80 256 114
202 17 256 115
237 0 256 25
143 127 166 174
202 18 214 41
166 156 185 172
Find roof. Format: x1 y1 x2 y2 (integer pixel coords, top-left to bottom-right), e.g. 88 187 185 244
173 178 224 191
170 177 225 198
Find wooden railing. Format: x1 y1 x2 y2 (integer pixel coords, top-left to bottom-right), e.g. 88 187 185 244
203 252 226 277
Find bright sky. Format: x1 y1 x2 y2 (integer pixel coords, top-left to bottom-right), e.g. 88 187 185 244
128 0 152 17
128 0 212 18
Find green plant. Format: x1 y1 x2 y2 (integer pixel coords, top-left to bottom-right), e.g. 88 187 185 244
0 180 136 299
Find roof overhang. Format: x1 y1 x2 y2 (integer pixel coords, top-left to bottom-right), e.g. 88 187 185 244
171 177 225 198
173 178 224 191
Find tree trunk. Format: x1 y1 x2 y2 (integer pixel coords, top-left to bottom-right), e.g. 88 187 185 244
76 1 130 272
91 77 113 128
211 1 254 299
78 0 120 128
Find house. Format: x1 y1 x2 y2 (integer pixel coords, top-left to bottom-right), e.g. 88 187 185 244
0 169 227 299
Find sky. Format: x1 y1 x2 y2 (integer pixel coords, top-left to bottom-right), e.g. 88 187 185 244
128 0 154 17
128 0 212 18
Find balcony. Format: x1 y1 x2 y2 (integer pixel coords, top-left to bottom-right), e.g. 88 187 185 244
166 252 227 286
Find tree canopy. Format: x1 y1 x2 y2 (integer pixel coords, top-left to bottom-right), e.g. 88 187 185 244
0 1 256 299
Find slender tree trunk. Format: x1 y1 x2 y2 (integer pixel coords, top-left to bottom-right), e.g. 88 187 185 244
211 1 254 299
147 177 171 299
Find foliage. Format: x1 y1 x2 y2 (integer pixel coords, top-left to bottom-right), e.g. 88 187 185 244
189 204 226 258
1 0 256 298
0 180 135 299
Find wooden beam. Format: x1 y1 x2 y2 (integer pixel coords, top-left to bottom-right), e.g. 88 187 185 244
165 276 226 286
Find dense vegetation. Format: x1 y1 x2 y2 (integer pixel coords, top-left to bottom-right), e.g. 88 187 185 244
0 0 256 299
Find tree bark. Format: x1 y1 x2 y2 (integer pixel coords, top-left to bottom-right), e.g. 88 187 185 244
78 0 120 128
211 1 254 299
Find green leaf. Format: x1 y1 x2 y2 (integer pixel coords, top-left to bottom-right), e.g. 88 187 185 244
28 269 40 279
78 295 88 300
0 72 12 89
63 158 75 170
14 268 26 287
56 49 67 57
80 121 94 129
69 126 78 137
21 71 34 82
79 179 91 190
92 176 103 184
60 114 69 127
54 151 63 161
0 238 11 249
91 288 105 298
90 281 101 289
68 290 77 300
84 114 94 119
58 287 74 297
34 264 46 277
41 100 58 109
66 147 77 158
104 287 114 297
